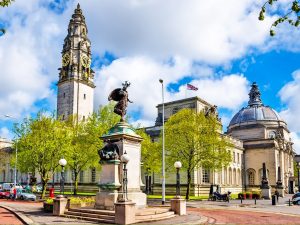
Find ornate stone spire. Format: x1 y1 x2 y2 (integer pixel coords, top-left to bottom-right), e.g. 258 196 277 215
248 82 263 107
58 3 94 87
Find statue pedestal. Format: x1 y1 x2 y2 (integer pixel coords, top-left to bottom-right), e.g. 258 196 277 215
96 122 147 210
261 188 271 199
276 187 285 197
95 160 121 210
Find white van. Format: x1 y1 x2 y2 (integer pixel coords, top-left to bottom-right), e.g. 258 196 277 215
2 183 23 191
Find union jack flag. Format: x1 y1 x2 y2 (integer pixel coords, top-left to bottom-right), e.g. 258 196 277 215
187 83 198 91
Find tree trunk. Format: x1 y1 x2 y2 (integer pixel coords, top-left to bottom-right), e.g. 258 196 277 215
73 170 78 195
185 170 191 200
41 172 48 199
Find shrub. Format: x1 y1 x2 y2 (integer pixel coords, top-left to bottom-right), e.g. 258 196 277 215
252 191 261 199
45 198 53 204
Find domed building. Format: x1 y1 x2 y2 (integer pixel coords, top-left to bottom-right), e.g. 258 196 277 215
227 82 295 194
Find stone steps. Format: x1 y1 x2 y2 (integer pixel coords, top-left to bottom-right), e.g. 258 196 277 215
63 206 176 224
63 208 115 224
65 210 115 220
62 214 115 224
135 207 175 222
69 208 115 216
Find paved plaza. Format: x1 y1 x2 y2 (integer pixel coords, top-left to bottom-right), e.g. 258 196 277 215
1 195 300 224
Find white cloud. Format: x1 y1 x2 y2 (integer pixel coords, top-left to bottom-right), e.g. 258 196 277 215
95 56 249 126
176 75 249 110
0 127 12 140
291 132 300 154
81 0 272 64
278 71 300 153
0 0 295 130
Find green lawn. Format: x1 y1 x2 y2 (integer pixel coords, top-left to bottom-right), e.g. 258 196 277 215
147 195 209 200
147 193 239 200
53 191 96 196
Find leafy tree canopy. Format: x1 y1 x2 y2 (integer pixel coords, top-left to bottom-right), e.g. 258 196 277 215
164 109 232 199
259 0 300 36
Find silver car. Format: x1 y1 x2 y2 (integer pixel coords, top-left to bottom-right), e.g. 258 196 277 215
17 189 36 201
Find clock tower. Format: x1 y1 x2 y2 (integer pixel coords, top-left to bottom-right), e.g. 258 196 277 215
57 4 95 121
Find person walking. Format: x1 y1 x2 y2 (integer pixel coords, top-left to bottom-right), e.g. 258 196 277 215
13 186 17 200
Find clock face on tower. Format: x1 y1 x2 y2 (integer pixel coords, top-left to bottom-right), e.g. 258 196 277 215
81 55 91 68
62 53 70 67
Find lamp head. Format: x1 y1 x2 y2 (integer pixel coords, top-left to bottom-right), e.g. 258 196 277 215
121 153 130 164
159 79 163 84
59 158 67 167
174 161 182 169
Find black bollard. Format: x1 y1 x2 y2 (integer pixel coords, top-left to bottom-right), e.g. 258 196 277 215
272 195 276 205
255 198 257 205
289 199 291 206
240 198 243 204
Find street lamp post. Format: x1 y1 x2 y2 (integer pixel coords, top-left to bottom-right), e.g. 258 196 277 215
59 158 67 196
174 161 182 197
4 115 18 188
297 162 300 192
295 155 300 192
159 79 166 205
121 152 130 201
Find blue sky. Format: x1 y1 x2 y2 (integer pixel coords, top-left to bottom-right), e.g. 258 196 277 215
0 0 300 152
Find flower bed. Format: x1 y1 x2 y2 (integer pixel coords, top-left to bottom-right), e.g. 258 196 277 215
43 198 54 213
238 191 261 200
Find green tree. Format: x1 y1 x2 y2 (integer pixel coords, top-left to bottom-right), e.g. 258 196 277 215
65 103 120 195
164 109 232 200
0 0 14 35
259 0 300 36
14 113 70 199
137 129 161 175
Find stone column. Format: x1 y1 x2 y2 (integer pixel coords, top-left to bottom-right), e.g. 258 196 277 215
171 198 186 215
115 201 136 225
53 195 68 216
260 163 271 199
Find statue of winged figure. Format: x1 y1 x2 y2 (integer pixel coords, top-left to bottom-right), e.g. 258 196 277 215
108 81 133 122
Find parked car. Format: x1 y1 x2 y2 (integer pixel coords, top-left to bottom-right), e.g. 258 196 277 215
2 183 23 191
293 197 300 205
292 192 300 200
17 189 36 201
0 190 10 199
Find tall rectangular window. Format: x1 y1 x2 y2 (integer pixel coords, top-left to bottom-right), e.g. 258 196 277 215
202 168 210 183
80 171 84 183
63 93 66 98
91 168 96 183
237 153 240 164
84 94 86 99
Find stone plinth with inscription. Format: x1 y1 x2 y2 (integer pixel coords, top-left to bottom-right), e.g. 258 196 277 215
95 122 146 210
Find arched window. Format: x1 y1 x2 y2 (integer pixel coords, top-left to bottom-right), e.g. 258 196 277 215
1 170 5 182
224 168 227 185
247 168 256 185
10 169 13 182
229 168 232 184
233 168 236 185
237 169 241 185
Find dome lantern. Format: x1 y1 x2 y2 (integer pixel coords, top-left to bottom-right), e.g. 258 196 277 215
248 82 263 107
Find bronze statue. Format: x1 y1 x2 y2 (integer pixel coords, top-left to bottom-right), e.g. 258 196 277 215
98 141 119 161
108 81 133 122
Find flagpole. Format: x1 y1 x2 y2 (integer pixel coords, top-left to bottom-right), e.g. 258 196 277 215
185 84 187 99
